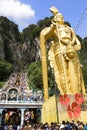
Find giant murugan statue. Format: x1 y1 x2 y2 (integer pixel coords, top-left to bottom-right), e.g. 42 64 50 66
40 6 86 100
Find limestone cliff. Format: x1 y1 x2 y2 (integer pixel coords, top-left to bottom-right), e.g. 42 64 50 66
0 16 41 72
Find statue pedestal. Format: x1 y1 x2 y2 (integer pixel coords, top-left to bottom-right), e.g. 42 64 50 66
42 95 87 124
57 94 87 123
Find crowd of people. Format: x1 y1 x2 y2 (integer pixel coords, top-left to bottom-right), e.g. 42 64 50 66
1 120 87 130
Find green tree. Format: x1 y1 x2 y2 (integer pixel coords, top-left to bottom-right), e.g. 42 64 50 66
0 58 13 81
27 61 55 96
0 82 5 89
22 24 40 42
37 17 51 29
27 61 43 90
79 36 87 90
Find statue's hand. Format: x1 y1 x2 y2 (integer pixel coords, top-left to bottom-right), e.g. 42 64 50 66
64 45 75 60
51 20 57 27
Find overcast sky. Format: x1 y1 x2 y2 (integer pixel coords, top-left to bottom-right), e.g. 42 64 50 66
0 0 87 38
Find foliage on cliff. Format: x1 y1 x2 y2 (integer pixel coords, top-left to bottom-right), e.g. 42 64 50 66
0 57 13 81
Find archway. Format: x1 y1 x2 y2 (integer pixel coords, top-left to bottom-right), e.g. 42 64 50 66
8 88 18 101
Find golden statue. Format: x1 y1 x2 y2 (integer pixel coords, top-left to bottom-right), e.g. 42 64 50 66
40 6 86 100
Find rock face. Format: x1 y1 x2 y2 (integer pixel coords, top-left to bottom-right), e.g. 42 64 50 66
0 16 41 71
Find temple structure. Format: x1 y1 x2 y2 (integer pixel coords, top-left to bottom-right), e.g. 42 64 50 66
0 72 43 128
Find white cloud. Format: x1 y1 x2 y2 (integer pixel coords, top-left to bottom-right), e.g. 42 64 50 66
0 0 35 31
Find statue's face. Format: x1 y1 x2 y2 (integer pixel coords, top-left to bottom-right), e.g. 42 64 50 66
54 13 64 24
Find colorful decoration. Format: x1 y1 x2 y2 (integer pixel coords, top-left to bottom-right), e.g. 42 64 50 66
67 102 81 118
59 93 84 119
59 94 70 106
74 93 84 105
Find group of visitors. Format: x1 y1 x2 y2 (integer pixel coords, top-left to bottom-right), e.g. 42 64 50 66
1 120 87 130
22 120 87 130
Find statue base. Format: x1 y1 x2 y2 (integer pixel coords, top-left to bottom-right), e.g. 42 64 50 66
42 94 87 124
57 94 87 123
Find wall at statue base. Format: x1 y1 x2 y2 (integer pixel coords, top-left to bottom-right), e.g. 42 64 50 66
57 110 87 124
42 94 87 124
42 95 58 124
57 94 87 123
